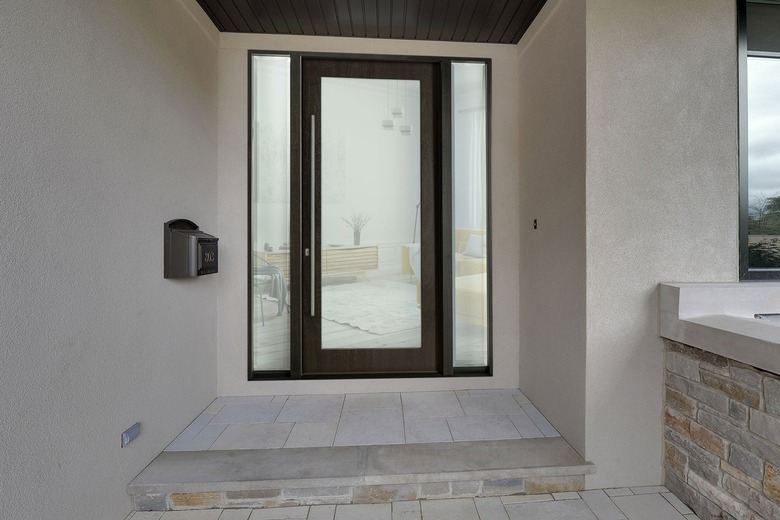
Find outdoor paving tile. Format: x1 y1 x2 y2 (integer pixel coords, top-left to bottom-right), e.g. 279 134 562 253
458 394 524 416
160 511 221 520
248 506 309 519
343 393 401 411
505 499 598 520
283 421 338 448
307 505 336 520
129 513 163 520
474 497 510 520
629 486 668 495
211 402 284 424
447 415 522 441
604 488 633 497
217 510 252 520
209 423 294 450
215 396 274 404
611 494 686 520
166 413 216 450
334 408 405 446
168 423 227 451
508 412 544 438
468 388 521 396
403 416 453 443
520 403 559 437
335 504 391 520
203 400 226 414
401 391 464 418
392 500 421 520
553 492 580 500
501 494 553 504
513 392 531 404
661 492 693 515
420 498 480 520
578 489 626 519
277 395 345 422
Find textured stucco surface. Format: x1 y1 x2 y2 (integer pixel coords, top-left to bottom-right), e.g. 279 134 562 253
217 34 522 396
0 0 219 517
584 0 739 487
517 0 587 457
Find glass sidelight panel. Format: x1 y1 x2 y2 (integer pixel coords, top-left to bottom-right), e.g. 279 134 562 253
452 62 489 367
319 78 422 350
250 55 291 371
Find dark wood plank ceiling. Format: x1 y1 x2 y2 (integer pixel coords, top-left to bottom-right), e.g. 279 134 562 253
195 0 548 44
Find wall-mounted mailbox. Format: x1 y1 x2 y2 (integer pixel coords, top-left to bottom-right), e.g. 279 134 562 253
164 219 219 278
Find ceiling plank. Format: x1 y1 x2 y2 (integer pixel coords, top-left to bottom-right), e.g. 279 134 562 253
414 0 435 40
332 0 352 37
303 0 328 35
377 0 393 39
195 1 225 31
260 0 290 33
507 0 546 43
274 0 304 34
319 0 342 35
427 0 449 40
364 0 379 39
217 0 252 31
347 0 365 37
485 0 518 43
404 0 420 39
499 0 541 43
235 1 266 32
291 0 316 34
391 0 406 40
199 0 237 32
453 0 480 42
440 0 464 41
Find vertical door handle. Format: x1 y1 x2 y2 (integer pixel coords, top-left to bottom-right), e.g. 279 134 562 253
311 114 316 317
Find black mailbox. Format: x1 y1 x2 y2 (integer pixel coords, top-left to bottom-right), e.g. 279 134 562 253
164 219 219 278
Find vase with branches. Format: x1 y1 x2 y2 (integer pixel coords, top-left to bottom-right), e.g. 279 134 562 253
342 211 371 246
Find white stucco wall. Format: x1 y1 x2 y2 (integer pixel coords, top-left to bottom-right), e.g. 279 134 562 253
584 0 739 487
217 34 522 395
0 1 219 517
517 0 588 456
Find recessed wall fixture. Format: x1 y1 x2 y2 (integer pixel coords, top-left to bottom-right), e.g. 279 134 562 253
391 80 404 118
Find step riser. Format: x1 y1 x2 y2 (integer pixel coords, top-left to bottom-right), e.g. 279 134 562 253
132 474 585 511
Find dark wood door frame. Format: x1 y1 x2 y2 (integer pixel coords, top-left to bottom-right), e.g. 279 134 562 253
300 57 444 376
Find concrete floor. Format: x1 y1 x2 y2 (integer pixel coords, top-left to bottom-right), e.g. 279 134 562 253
126 487 701 519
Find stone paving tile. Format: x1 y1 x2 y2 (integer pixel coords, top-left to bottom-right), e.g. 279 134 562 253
661 492 693 515
211 402 284 424
501 494 553 504
508 412 544 438
209 423 294 450
129 513 163 520
343 393 401 411
468 388 522 396
553 492 580 500
420 498 480 520
307 505 336 520
160 511 222 520
217 510 252 520
335 503 391 520
611 494 686 520
447 415 522 441
276 395 345 423
457 394 524 416
629 485 669 495
167 424 227 451
604 488 633 497
391 500 421 520
283 421 337 448
401 391 464 418
403 416 453 443
247 506 309 519
579 489 626 519
520 403 559 437
505 498 598 520
474 497 510 520
334 408 405 445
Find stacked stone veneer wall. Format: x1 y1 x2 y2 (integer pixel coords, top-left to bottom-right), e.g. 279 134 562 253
663 339 780 520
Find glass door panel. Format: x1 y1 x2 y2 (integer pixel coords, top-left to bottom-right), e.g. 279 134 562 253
319 77 422 350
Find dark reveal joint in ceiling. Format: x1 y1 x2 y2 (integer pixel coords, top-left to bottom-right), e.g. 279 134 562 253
195 0 548 45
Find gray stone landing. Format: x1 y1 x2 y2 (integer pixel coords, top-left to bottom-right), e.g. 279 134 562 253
128 437 594 511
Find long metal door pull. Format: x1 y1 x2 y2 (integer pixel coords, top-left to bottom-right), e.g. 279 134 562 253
311 114 316 317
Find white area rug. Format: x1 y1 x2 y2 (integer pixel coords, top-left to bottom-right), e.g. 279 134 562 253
321 280 420 335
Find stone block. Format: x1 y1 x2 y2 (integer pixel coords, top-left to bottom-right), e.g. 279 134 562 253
419 482 450 498
665 441 688 479
730 401 749 424
729 444 765 482
750 409 780 445
451 481 481 496
688 381 730 414
226 489 282 501
666 407 691 436
749 488 780 520
353 484 418 504
524 475 583 494
665 428 722 468
722 474 753 504
283 487 352 505
666 352 702 381
764 463 780 505
664 469 724 520
701 371 760 408
764 377 780 416
687 471 754 520
690 421 728 458
730 363 761 388
667 387 697 417
666 341 728 368
132 493 168 511
721 461 763 491
482 478 525 496
666 372 689 394
169 492 222 509
688 457 721 485
698 409 780 466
